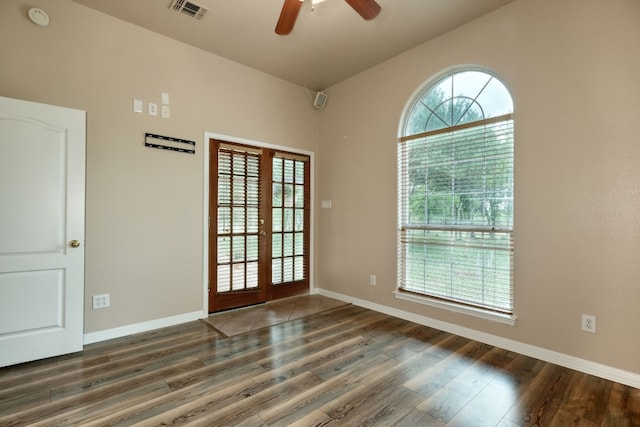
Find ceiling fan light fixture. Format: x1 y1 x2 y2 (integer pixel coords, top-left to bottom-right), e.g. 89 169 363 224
276 0 380 35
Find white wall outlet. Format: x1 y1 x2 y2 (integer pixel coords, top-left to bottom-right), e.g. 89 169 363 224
93 294 110 309
581 314 596 333
369 275 376 286
148 102 158 116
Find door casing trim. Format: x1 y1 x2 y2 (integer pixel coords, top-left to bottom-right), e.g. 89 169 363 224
202 132 315 315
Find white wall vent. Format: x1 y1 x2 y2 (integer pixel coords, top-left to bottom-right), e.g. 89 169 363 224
169 0 208 20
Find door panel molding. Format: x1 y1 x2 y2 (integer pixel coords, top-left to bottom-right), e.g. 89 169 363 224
0 269 64 334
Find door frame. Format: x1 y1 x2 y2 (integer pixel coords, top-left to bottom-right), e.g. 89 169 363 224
202 132 315 314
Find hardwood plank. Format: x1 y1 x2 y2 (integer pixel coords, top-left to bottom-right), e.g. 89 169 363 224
496 418 522 427
383 323 451 361
254 332 367 371
83 320 217 357
325 380 423 425
0 353 110 401
252 336 366 385
396 408 446 426
447 379 518 427
148 372 323 426
83 363 267 426
447 353 546 426
285 409 333 427
253 336 404 425
504 363 577 426
404 337 490 395
198 306 381 367
234 415 269 427
318 349 439 422
549 373 613 426
104 328 222 362
416 346 511 423
310 323 425 381
0 358 204 426
50 354 204 401
0 353 109 386
0 326 218 404
126 376 261 426
0 388 51 416
27 381 170 427
165 313 383 392
258 369 363 425
602 382 640 427
492 352 548 395
259 355 398 425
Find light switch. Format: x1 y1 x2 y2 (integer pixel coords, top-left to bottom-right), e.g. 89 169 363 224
321 200 332 209
161 105 170 119
133 99 143 113
161 92 170 105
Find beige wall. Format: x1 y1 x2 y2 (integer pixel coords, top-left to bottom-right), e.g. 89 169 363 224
0 0 320 333
318 0 640 374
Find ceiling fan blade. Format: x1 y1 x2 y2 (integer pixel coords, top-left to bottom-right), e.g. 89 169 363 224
275 0 303 35
344 0 381 20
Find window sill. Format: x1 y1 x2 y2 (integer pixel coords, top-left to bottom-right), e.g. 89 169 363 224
393 291 517 326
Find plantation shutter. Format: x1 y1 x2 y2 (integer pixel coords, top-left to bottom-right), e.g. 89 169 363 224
398 114 514 314
271 151 310 286
216 143 262 293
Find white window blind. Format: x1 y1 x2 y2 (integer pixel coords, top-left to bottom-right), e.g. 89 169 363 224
398 115 514 314
217 145 262 293
271 152 310 285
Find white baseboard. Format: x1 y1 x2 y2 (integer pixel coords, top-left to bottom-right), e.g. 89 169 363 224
316 288 640 389
83 311 205 345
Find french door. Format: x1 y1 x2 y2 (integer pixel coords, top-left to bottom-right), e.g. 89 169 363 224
208 139 310 312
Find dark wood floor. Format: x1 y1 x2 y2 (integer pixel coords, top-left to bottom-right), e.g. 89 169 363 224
0 304 638 426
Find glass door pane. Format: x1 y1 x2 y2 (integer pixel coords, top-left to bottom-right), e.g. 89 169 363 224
216 147 261 293
270 154 309 299
209 140 266 312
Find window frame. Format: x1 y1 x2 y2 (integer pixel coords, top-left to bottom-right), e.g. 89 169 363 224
396 68 516 325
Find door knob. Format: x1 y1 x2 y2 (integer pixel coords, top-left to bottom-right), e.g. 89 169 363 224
69 240 81 248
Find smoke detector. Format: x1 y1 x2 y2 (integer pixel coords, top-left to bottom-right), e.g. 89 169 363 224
169 0 208 20
28 8 50 26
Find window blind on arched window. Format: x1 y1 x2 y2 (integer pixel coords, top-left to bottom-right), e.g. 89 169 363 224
398 70 514 314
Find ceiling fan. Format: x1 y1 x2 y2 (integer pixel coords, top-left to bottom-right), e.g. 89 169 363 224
275 0 382 35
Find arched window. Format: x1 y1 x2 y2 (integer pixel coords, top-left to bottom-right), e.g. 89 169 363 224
397 69 514 320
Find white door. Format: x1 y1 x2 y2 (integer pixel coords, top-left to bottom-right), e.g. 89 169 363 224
0 96 86 367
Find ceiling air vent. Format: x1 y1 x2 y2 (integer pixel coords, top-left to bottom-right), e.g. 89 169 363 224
169 0 208 20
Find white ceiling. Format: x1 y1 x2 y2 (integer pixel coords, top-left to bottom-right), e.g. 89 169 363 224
71 0 515 91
